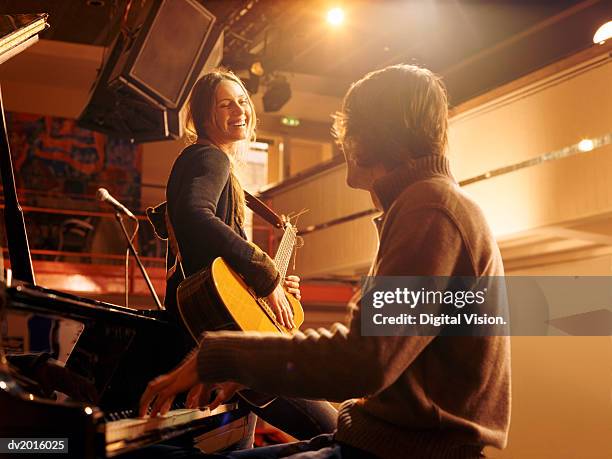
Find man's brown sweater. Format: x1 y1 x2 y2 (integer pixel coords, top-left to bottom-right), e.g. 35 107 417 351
196 155 511 458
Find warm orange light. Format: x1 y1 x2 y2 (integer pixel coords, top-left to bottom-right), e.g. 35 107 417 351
578 139 594 152
327 7 345 26
593 21 612 45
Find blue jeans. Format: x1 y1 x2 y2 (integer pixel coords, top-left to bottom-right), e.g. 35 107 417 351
250 397 337 441
131 434 376 459
231 396 337 449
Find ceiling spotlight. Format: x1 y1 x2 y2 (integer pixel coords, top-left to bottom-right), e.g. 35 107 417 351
578 139 594 152
327 7 345 26
250 61 265 77
263 75 292 112
243 75 260 95
593 21 612 44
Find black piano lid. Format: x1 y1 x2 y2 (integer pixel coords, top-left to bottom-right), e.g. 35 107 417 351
7 281 171 326
4 281 189 410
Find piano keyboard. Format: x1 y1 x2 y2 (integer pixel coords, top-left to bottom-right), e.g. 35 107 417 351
106 405 236 444
105 403 241 456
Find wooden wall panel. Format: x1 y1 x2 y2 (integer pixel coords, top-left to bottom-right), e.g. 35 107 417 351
450 54 612 236
296 216 378 277
267 49 612 277
267 164 373 229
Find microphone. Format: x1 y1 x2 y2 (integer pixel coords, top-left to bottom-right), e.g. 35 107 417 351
96 188 137 220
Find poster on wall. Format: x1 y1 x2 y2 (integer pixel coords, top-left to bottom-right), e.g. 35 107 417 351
5 112 142 209
2 112 144 256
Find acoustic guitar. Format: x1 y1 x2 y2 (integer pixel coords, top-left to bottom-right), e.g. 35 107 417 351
176 218 304 342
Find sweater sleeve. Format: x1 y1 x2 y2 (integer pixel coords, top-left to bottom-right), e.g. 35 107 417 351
170 146 280 297
196 206 467 401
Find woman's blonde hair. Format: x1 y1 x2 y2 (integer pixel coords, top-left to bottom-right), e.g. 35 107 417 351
332 64 448 168
184 68 256 226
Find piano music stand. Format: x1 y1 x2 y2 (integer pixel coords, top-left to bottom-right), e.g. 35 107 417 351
0 14 49 284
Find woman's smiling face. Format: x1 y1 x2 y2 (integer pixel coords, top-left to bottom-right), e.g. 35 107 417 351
206 80 252 146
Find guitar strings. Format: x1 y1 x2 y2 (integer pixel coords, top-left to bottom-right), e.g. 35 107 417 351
274 226 297 280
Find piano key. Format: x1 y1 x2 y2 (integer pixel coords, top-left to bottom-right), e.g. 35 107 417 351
105 404 237 444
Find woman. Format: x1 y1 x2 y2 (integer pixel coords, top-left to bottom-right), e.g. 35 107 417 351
160 68 336 444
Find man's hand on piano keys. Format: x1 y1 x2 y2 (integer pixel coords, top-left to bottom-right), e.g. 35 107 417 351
139 351 199 418
186 382 245 411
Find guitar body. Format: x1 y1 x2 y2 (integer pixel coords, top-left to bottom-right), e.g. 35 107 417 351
176 257 304 341
172 214 301 408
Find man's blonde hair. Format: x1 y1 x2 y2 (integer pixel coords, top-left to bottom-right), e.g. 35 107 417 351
333 64 448 168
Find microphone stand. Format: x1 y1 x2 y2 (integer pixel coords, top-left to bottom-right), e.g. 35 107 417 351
114 213 163 310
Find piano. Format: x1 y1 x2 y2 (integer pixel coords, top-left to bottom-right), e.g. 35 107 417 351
0 13 250 458
1 283 250 457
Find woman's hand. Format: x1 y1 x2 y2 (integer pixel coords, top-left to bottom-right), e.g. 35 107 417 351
139 351 199 418
266 282 295 329
284 275 301 301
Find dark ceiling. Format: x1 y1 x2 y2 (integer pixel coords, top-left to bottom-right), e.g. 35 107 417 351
223 0 612 105
1 0 611 106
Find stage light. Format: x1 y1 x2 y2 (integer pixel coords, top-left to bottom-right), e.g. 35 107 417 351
243 74 260 95
250 61 265 77
593 21 612 44
263 75 292 112
327 7 345 26
578 139 594 152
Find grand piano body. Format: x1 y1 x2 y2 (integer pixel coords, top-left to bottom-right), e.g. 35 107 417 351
1 283 250 457
0 13 250 458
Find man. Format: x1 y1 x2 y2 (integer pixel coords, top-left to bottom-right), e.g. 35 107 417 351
139 64 511 459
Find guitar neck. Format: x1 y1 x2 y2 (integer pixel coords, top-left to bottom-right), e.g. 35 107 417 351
273 224 297 279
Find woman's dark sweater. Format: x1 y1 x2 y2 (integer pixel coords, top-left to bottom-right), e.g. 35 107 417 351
164 144 280 313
